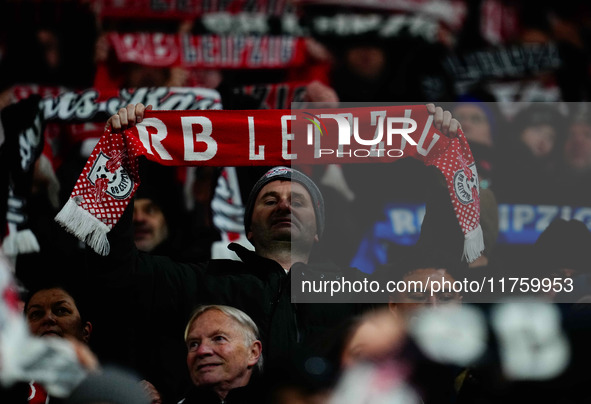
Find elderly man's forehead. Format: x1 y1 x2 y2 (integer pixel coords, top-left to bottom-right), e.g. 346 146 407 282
194 309 237 328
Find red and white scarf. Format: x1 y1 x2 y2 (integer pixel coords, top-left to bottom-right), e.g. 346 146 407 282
97 0 292 19
55 105 483 262
0 87 221 256
107 33 307 69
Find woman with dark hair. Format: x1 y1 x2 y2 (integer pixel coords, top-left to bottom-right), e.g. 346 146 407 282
24 284 92 343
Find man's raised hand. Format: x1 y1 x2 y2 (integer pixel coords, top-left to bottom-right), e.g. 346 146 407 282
105 103 152 131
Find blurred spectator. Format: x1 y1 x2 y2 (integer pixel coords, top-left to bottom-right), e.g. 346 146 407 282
519 113 560 158
452 99 496 148
532 218 591 301
123 65 176 89
0 2 97 89
549 103 591 206
494 103 566 203
339 309 406 370
133 196 170 254
388 266 463 319
134 161 213 262
563 105 591 172
65 366 151 404
451 97 499 189
324 306 464 404
330 37 455 103
1 24 63 87
264 346 336 404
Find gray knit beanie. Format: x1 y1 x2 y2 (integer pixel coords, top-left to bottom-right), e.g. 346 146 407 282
244 166 325 239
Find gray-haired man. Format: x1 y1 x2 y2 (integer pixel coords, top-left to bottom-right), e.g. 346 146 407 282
180 305 262 404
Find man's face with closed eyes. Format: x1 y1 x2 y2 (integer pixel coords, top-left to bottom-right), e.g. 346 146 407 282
247 180 319 250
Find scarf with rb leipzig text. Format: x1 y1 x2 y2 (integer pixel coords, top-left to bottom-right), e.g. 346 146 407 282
55 105 484 262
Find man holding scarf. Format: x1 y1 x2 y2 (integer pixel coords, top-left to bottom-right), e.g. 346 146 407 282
80 103 464 403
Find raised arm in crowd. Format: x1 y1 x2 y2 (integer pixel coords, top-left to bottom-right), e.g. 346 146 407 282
87 103 462 403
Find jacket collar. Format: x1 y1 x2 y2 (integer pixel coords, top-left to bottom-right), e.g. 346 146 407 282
183 378 261 404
